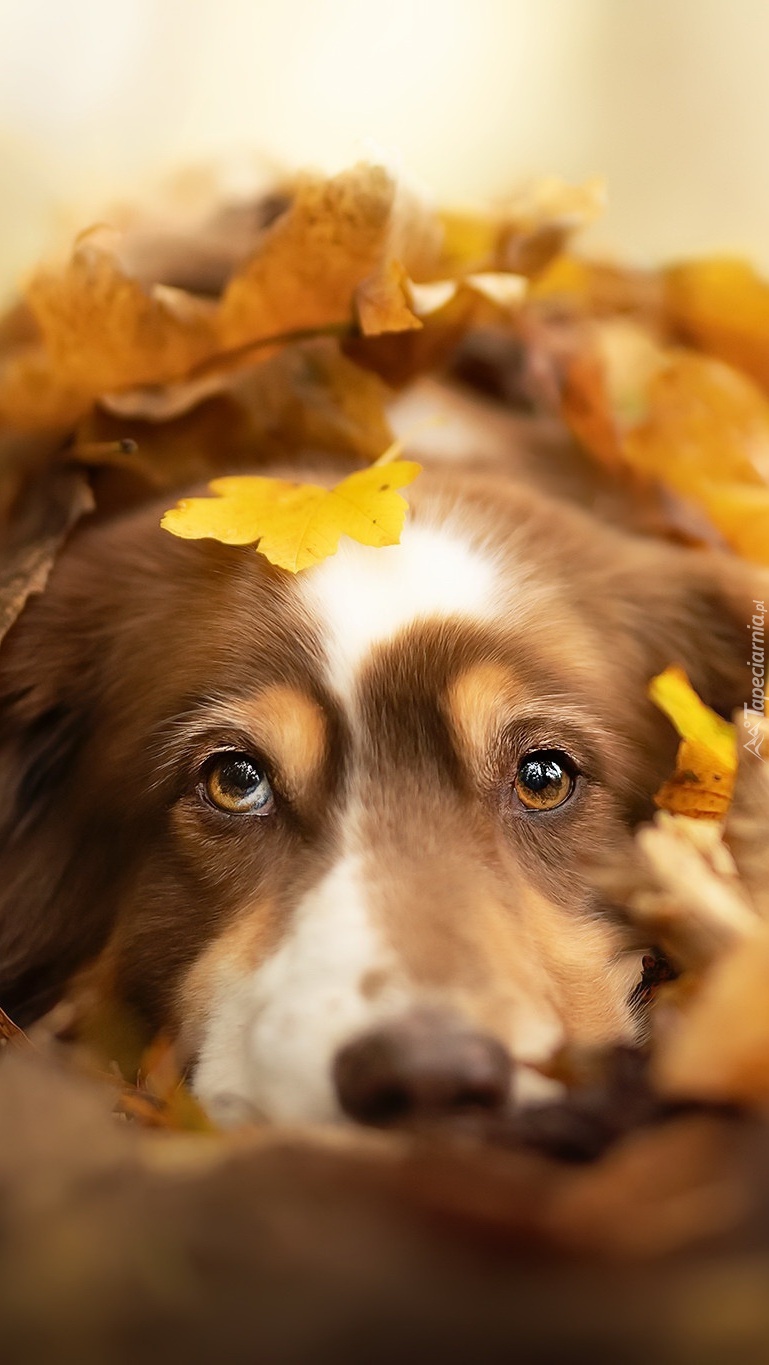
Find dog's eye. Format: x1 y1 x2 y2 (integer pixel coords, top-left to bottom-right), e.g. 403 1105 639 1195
514 750 576 811
201 752 275 815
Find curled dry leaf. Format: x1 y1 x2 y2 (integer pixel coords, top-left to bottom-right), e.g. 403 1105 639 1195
0 1006 31 1050
161 458 422 573
439 176 605 278
355 258 423 337
78 340 394 504
626 812 757 972
28 227 219 392
0 165 602 431
562 320 769 563
0 166 402 429
0 462 94 647
610 714 769 1106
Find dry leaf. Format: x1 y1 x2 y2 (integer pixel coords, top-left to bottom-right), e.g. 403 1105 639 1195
28 226 219 391
128 1035 214 1133
530 254 664 321
625 813 757 970
440 176 605 280
654 929 769 1103
161 459 421 573
562 324 769 564
355 259 423 336
624 351 769 486
217 164 398 350
665 256 769 392
605 713 769 1104
561 319 661 467
0 1005 30 1050
78 340 394 503
649 666 737 819
0 463 94 647
0 165 603 431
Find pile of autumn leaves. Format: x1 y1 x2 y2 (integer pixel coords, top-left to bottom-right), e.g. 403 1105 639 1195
2 162 768 569
1 159 769 1123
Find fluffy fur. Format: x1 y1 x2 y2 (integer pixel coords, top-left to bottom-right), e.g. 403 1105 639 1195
0 401 762 1124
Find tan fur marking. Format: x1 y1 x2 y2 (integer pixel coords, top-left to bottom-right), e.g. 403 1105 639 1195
178 899 281 1052
446 662 524 763
203 686 327 802
250 685 327 801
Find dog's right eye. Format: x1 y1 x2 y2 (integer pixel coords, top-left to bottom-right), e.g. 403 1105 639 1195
200 752 275 815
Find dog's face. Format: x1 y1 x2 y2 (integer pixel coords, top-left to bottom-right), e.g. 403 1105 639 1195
0 464 758 1126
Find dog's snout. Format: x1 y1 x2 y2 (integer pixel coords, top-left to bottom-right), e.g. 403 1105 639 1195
333 1009 513 1127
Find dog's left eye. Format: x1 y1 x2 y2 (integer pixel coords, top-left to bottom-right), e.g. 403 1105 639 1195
201 752 275 815
514 750 577 811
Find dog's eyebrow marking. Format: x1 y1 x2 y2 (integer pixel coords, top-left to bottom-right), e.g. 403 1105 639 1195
159 686 327 800
249 685 328 800
298 520 500 702
447 662 525 760
446 663 621 782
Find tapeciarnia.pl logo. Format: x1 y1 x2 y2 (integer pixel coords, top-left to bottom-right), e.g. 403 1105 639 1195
744 599 766 759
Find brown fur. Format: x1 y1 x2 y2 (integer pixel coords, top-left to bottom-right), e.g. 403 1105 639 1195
0 438 763 1085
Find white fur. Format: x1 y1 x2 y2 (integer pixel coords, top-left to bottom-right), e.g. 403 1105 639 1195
300 520 500 701
193 852 411 1125
189 520 594 1125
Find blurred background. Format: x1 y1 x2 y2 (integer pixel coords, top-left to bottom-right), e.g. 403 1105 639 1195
0 0 766 294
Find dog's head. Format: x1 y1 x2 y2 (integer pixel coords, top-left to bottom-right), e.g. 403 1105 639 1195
0 465 761 1125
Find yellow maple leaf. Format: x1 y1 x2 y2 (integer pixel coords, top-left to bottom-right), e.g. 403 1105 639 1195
161 459 422 573
648 665 738 819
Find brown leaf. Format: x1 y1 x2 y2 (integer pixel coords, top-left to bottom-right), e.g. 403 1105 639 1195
0 462 94 648
77 339 393 506
217 164 400 350
654 929 769 1103
0 1006 31 1050
355 259 422 336
29 227 219 392
561 320 769 563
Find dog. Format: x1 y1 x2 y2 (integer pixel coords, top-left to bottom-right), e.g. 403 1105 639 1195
0 386 760 1127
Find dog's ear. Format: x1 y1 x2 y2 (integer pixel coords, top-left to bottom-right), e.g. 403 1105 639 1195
0 593 111 1025
606 541 768 722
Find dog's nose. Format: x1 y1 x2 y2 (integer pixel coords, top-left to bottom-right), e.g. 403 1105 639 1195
333 1009 513 1127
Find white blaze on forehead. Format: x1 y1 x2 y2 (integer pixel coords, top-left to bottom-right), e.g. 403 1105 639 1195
193 852 410 1126
299 520 500 700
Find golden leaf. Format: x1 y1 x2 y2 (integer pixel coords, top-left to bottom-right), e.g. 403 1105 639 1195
562 323 769 564
217 165 398 349
161 459 422 573
561 320 662 468
438 177 603 280
648 665 737 819
665 255 769 393
623 355 769 564
28 227 218 392
355 259 422 336
0 166 605 432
